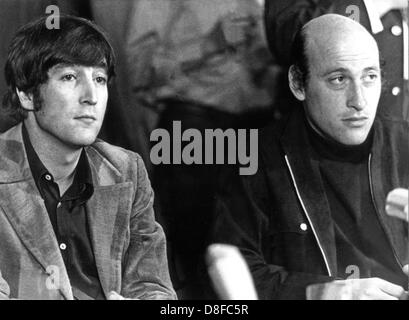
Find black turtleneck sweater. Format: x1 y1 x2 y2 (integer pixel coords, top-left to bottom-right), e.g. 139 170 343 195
306 120 406 287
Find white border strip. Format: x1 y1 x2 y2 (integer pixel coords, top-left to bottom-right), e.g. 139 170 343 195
401 9 409 80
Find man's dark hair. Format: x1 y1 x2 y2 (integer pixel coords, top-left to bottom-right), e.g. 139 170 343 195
2 15 116 122
289 27 309 87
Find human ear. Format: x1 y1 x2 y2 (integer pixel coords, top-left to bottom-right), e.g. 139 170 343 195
288 65 306 101
15 88 35 111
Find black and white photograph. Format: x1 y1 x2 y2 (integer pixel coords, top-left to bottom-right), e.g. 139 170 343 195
0 0 408 307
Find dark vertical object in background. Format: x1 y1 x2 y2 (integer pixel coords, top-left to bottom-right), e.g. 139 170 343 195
153 100 238 300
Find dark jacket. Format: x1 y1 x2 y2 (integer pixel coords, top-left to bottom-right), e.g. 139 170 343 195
211 108 409 299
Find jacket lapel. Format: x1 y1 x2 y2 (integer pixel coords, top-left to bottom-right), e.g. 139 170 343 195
85 147 133 298
279 109 337 276
0 124 73 300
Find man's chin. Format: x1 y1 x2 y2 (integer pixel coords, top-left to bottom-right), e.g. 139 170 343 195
66 136 98 149
339 133 370 146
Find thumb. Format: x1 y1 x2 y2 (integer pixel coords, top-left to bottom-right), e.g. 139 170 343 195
108 291 125 300
403 265 409 276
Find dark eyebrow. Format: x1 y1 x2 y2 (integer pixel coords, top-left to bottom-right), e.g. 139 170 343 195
93 67 108 75
322 66 380 77
50 63 108 74
321 68 348 77
50 63 76 71
363 66 380 72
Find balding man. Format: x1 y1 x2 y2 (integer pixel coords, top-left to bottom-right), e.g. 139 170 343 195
211 14 409 300
265 0 409 122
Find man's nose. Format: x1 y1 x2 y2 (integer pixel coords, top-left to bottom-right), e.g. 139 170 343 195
80 76 98 105
347 82 366 111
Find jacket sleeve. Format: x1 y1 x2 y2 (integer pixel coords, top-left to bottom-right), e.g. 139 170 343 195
265 0 371 66
210 165 336 300
120 154 177 300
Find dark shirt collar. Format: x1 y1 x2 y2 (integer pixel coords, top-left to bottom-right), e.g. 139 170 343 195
65 150 94 202
22 124 93 200
304 111 374 163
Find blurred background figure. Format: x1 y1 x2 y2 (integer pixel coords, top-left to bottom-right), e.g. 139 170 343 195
265 0 409 122
124 0 277 299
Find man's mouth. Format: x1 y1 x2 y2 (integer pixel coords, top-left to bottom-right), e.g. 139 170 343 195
342 116 369 127
74 115 97 124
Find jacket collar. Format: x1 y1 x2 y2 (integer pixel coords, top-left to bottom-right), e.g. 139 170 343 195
279 109 409 274
0 123 132 299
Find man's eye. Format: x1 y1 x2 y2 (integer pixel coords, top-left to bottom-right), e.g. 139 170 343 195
364 73 379 82
329 76 345 85
95 76 107 85
61 74 76 81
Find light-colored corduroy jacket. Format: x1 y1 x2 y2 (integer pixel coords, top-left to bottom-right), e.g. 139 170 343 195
0 123 176 300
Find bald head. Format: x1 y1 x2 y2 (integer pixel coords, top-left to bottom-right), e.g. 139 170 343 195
303 14 379 71
303 14 377 48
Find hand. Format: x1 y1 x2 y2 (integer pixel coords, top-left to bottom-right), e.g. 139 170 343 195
403 265 409 276
108 291 128 300
372 0 408 18
307 278 407 300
